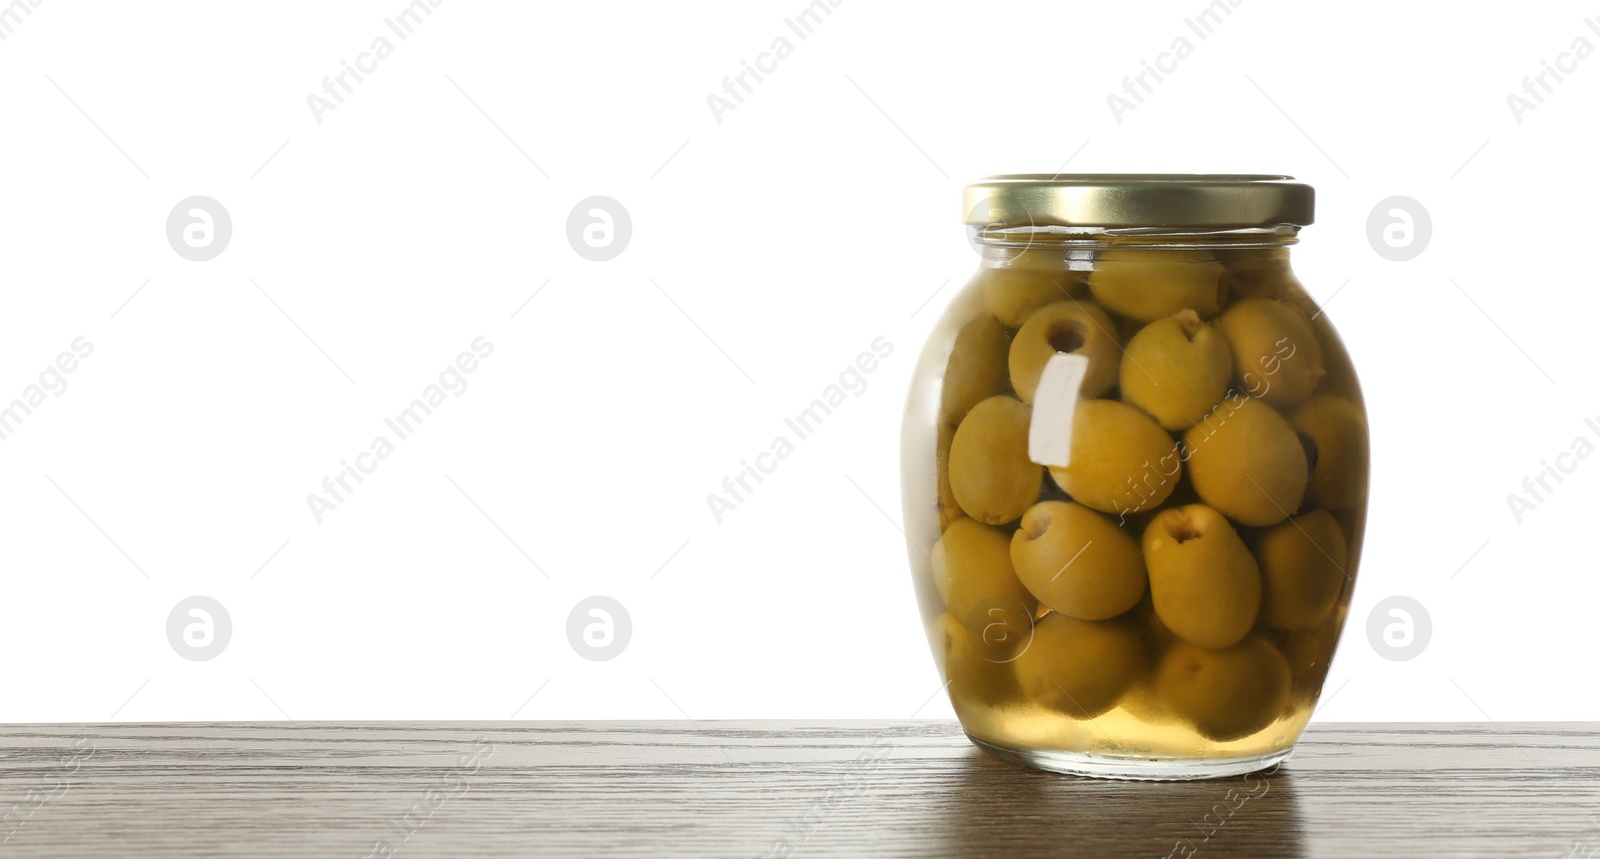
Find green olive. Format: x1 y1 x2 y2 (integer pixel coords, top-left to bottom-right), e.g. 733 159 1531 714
1183 396 1308 527
939 314 1012 426
1217 248 1297 300
1132 590 1177 652
1123 686 1178 726
1302 310 1364 402
935 422 963 530
1114 311 1147 345
1049 400 1180 517
1215 298 1325 408
1289 395 1368 510
1274 611 1342 703
949 396 1042 524
1120 309 1233 430
1155 635 1291 742
932 518 1037 637
1142 504 1261 649
1010 501 1147 620
1255 509 1348 630
981 266 1088 328
1008 300 1121 402
1279 285 1321 325
1088 249 1227 322
935 612 1021 710
1013 613 1144 718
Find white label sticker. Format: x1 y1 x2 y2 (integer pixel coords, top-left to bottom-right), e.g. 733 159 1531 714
1028 353 1089 468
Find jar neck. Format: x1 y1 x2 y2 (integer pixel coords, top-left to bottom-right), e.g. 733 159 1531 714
969 226 1299 258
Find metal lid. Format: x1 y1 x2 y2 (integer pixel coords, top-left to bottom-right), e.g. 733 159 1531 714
963 174 1314 230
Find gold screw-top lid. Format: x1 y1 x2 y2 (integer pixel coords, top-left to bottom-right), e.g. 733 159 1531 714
963 174 1314 230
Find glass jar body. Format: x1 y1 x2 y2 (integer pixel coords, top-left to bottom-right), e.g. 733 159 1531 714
901 230 1367 779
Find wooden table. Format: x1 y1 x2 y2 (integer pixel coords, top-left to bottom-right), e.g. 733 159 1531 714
1 722 1595 857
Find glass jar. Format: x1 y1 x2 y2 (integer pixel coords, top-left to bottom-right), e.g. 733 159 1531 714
901 175 1367 779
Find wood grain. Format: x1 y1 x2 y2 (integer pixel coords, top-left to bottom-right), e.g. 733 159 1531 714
1 722 1597 857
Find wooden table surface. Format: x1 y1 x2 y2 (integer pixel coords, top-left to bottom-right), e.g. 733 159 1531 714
1 721 1596 857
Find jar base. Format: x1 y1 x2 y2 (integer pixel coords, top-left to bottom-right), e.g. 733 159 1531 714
967 734 1293 781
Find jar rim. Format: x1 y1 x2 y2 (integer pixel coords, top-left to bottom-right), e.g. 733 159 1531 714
963 174 1314 230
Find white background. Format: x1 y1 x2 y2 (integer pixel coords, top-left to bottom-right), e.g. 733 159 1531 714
1 0 1595 724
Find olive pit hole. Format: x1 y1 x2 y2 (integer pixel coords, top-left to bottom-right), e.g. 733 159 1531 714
1048 321 1086 354
1167 517 1204 544
1021 509 1051 541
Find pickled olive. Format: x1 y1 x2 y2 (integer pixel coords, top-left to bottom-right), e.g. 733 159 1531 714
1010 501 1147 621
1290 395 1369 510
1278 286 1322 323
935 423 963 530
1155 636 1291 742
939 314 1012 426
1217 249 1297 300
982 267 1088 328
1087 249 1228 322
1275 612 1343 702
1049 400 1180 517
1142 504 1262 649
1116 472 1204 538
1120 310 1233 431
931 518 1037 636
1013 613 1144 719
1114 312 1147 345
1183 396 1308 527
936 612 1021 709
1304 313 1364 401
949 396 1043 524
1008 301 1121 402
1132 590 1177 652
1117 682 1173 726
1215 298 1325 408
1255 509 1348 630
1330 506 1367 576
